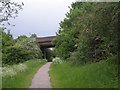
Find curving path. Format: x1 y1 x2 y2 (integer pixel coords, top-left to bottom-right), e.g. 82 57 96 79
29 62 52 88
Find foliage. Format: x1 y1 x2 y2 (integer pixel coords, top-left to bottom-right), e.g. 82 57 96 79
106 53 119 65
2 28 14 50
0 0 24 26
70 35 90 64
2 29 42 65
16 35 28 40
2 46 34 65
2 59 46 88
52 2 119 65
0 1 43 66
30 33 37 39
0 28 2 63
15 37 42 59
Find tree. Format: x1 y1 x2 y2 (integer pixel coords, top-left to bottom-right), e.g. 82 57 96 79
0 0 24 52
52 2 119 65
0 0 24 24
30 34 37 40
2 28 14 51
15 37 42 59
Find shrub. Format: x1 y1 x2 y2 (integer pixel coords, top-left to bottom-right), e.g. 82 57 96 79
70 51 88 65
106 53 119 64
15 38 42 59
2 46 34 65
70 35 90 65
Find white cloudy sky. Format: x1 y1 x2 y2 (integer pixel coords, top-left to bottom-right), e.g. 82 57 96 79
6 0 76 38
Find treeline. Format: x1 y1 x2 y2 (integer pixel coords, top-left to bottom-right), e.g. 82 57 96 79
1 28 43 65
0 1 54 66
52 2 119 65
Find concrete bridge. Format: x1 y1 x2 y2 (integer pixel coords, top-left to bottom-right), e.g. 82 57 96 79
36 36 56 59
36 36 56 48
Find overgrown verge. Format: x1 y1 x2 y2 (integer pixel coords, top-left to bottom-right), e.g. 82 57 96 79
50 3 119 87
49 58 118 88
2 59 46 88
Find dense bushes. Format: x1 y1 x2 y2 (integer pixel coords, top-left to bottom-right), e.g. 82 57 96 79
2 46 33 65
2 29 14 50
15 37 42 59
52 2 119 65
2 29 43 65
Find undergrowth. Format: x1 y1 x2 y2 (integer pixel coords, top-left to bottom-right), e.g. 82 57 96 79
2 59 46 88
49 60 118 88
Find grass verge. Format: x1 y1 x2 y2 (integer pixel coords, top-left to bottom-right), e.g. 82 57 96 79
2 59 46 88
49 61 118 88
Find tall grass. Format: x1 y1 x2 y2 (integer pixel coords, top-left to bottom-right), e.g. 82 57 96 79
49 60 118 88
2 59 46 88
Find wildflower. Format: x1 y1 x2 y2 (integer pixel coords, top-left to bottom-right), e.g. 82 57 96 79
2 63 27 78
14 63 27 72
2 68 16 77
52 57 64 64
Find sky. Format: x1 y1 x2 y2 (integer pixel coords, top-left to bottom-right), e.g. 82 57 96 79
6 0 76 38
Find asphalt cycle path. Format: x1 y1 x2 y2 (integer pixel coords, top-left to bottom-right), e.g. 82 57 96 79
29 62 52 88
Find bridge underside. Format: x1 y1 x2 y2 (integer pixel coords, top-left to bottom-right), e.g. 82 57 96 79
39 42 55 48
36 36 56 59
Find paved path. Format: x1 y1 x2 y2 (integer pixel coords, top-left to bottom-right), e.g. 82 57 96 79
29 62 52 88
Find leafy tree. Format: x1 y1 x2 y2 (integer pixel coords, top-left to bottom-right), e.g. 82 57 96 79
15 35 28 42
15 37 42 59
2 34 43 65
0 0 24 25
52 2 119 65
30 34 37 39
2 28 14 51
0 0 24 62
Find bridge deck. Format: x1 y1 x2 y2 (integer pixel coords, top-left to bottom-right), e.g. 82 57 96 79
36 36 56 48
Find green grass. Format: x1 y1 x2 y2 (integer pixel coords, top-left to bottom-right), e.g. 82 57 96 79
49 61 118 88
2 59 46 88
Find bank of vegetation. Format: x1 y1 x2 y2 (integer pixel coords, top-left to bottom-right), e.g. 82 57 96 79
1 28 48 88
50 2 119 88
2 59 46 88
2 29 43 65
0 1 48 88
49 59 118 88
